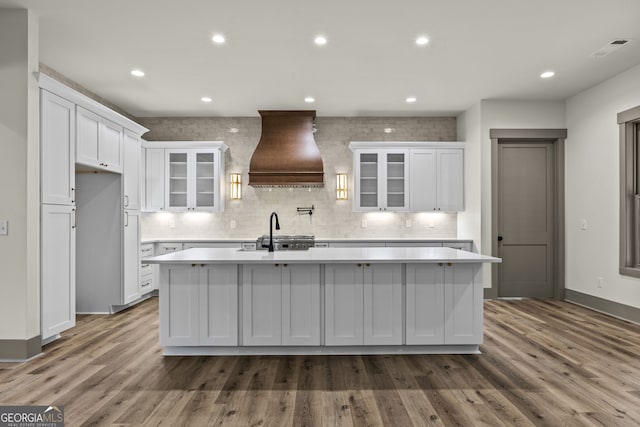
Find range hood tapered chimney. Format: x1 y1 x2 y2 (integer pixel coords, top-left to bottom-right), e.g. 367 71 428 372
248 110 324 187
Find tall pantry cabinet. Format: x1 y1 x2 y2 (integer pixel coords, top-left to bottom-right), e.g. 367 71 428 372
39 74 148 342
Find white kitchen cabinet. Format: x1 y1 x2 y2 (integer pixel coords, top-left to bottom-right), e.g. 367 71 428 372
123 210 141 304
41 204 76 341
444 264 482 344
406 263 481 345
76 106 123 173
144 147 165 212
199 265 238 346
325 263 402 346
363 264 403 345
123 131 141 210
160 264 239 347
242 264 320 346
409 148 464 212
325 264 364 346
353 149 409 212
41 90 75 206
406 264 445 344
160 265 200 346
165 148 225 212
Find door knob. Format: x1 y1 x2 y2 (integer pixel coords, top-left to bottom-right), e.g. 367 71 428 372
498 235 503 241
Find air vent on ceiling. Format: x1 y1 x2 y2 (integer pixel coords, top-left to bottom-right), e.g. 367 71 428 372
590 39 632 58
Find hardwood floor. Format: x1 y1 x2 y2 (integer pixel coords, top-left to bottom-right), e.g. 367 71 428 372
1 298 640 426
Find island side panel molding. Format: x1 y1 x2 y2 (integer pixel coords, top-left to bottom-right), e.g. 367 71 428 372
199 265 238 346
444 264 483 344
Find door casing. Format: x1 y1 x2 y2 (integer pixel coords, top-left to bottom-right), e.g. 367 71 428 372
488 129 567 300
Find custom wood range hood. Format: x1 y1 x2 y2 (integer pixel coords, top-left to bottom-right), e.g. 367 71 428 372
248 110 324 187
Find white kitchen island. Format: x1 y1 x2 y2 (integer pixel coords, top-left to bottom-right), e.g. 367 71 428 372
145 247 500 356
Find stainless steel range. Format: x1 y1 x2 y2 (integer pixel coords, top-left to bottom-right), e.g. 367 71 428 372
256 235 315 250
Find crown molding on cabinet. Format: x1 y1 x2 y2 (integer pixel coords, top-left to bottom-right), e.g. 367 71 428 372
36 72 149 137
142 140 228 151
348 141 464 151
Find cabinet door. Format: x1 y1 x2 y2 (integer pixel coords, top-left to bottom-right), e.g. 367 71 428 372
242 265 282 346
409 149 437 212
199 265 238 346
41 204 76 340
123 210 140 304
437 149 464 211
363 264 402 345
282 264 320 346
192 149 218 211
165 150 189 211
76 106 101 168
406 264 445 344
325 264 364 346
41 90 75 206
123 131 141 210
100 118 123 172
145 148 165 211
383 151 409 211
354 151 381 211
160 265 199 346
444 264 482 344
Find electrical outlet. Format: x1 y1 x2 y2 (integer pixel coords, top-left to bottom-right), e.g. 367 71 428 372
169 218 176 229
361 219 367 228
597 277 603 288
581 219 588 230
405 219 412 228
230 220 237 229
0 220 7 236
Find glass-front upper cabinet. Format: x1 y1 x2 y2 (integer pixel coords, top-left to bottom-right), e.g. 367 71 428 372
353 149 409 212
164 148 224 212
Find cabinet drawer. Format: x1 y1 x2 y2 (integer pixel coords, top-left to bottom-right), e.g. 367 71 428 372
157 243 183 254
140 262 153 276
139 277 153 294
140 244 154 258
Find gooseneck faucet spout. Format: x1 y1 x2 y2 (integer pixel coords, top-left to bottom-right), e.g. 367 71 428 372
268 212 280 252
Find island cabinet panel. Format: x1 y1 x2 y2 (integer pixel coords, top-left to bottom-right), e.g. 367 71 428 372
363 264 403 345
242 265 282 346
160 265 200 346
282 265 321 346
242 264 320 346
444 264 482 344
200 265 238 346
325 264 364 346
406 264 445 344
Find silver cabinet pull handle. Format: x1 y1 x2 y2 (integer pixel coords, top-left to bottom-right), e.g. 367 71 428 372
124 211 129 227
124 195 129 207
72 208 76 229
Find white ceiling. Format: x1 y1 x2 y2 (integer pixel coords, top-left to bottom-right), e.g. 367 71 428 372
3 0 640 117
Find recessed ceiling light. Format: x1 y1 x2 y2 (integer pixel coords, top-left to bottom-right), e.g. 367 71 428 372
212 34 226 44
406 97 417 103
201 97 212 103
415 36 429 46
304 97 315 103
314 35 327 46
130 69 145 77
540 71 555 79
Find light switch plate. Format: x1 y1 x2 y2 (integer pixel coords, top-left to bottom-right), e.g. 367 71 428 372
169 218 176 229
361 219 367 228
230 220 237 229
0 220 7 236
405 219 412 228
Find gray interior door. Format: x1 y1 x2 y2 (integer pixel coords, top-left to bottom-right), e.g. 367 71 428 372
498 142 555 298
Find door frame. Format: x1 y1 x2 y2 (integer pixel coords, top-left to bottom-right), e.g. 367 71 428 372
488 129 567 300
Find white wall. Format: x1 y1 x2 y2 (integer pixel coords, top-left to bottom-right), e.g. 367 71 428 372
565 63 640 309
0 9 40 341
457 103 482 251
480 100 566 288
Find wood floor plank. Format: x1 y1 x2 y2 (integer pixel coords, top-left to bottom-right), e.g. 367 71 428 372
1 297 640 426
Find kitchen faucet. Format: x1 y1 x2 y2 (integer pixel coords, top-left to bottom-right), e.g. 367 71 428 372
267 211 280 252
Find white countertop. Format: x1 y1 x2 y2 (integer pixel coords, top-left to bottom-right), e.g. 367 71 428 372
144 247 500 264
141 237 473 243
